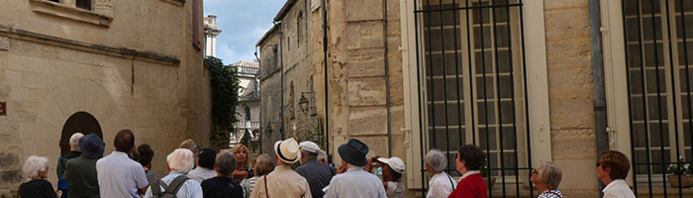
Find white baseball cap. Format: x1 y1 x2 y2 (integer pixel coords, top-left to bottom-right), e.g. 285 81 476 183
299 141 322 153
377 157 405 174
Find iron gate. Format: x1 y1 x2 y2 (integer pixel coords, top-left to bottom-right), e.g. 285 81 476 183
622 0 693 197
414 0 533 197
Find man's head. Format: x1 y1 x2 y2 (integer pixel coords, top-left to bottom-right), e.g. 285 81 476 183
167 148 195 174
197 148 217 169
337 139 369 167
69 132 84 152
274 138 300 165
114 129 135 152
598 150 631 181
299 141 321 163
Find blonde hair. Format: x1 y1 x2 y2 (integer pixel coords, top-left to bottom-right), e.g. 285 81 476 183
23 156 48 179
179 139 198 153
231 144 252 168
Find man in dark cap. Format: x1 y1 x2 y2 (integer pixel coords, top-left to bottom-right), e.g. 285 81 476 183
324 139 386 198
64 133 104 198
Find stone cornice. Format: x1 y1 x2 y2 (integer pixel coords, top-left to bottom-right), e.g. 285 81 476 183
0 24 180 65
161 0 186 7
29 0 113 27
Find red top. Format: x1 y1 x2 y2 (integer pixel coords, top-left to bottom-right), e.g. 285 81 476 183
447 173 487 198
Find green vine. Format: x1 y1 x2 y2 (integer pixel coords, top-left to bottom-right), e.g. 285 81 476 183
206 56 241 149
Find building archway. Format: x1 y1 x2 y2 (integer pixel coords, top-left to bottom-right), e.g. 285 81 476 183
59 112 104 156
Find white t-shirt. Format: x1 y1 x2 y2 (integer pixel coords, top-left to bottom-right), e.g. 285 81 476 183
603 179 636 198
426 172 457 198
96 151 149 198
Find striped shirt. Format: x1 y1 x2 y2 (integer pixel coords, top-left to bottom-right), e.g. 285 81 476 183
241 176 261 198
538 189 564 198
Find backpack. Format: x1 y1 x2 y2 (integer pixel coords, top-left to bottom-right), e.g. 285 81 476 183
151 175 189 198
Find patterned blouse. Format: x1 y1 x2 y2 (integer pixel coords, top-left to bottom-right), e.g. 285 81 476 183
538 189 564 198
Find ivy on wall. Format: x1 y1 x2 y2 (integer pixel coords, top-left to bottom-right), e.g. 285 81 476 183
206 56 240 149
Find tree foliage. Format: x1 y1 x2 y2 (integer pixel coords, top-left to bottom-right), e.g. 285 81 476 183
206 56 240 149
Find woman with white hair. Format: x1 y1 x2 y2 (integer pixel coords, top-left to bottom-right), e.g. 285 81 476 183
531 161 564 198
144 148 202 198
201 150 243 198
425 149 457 198
20 155 56 198
56 132 83 198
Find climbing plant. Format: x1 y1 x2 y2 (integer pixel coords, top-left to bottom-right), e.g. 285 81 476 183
206 56 240 149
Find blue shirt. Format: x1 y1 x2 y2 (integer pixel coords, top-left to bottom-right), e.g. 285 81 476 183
144 172 203 198
325 167 387 198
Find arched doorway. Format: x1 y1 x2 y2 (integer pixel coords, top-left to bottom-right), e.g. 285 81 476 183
59 112 103 156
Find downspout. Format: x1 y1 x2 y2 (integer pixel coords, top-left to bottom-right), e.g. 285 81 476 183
275 21 285 140
322 0 330 155
383 0 392 157
254 49 262 153
589 0 607 193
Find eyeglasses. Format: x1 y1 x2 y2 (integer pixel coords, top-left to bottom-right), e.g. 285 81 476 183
596 162 601 167
532 170 539 175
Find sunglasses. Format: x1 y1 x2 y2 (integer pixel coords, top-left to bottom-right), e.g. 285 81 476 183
596 162 602 167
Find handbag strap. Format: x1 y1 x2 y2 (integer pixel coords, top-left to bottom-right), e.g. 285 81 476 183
446 174 455 190
264 175 269 198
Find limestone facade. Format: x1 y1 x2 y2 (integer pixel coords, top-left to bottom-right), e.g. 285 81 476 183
231 61 261 148
0 0 210 196
257 0 690 197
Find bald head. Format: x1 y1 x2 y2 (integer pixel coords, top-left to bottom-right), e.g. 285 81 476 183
115 129 135 152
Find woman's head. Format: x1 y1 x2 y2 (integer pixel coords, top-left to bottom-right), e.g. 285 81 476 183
598 150 631 180
231 144 251 168
425 149 448 173
167 149 195 174
254 154 275 176
456 145 485 172
215 150 237 176
137 144 154 168
23 155 49 180
531 161 562 190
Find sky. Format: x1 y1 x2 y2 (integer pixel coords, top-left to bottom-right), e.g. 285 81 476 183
204 0 286 65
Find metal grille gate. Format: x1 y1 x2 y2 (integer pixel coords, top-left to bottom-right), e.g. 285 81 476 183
622 0 693 197
413 0 533 197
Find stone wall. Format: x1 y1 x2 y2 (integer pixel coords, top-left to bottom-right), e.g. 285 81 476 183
0 0 210 195
544 0 598 196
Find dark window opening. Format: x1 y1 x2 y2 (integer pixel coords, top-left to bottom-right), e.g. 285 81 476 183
76 0 91 10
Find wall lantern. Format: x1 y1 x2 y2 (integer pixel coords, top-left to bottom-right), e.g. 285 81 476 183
299 93 310 115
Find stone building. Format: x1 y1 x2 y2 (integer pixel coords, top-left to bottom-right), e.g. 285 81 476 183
0 0 210 196
231 61 261 147
204 15 221 57
258 0 693 197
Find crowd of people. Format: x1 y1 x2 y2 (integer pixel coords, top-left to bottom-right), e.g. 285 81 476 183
19 128 638 198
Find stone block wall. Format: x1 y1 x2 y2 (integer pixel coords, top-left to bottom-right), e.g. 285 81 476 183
0 0 210 195
544 0 598 196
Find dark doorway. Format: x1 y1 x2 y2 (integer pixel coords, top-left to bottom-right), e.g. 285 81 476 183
59 112 103 156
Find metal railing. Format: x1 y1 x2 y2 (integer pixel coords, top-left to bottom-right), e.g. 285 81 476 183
237 66 259 75
622 0 693 197
414 0 532 197
235 121 260 129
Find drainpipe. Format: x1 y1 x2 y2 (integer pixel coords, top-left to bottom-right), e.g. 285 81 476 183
254 49 262 153
322 0 330 155
382 0 392 157
274 21 285 140
589 0 607 194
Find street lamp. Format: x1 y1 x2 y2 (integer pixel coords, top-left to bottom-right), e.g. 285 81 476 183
299 92 315 115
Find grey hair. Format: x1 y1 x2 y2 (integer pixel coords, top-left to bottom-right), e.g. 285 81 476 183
300 149 319 159
425 149 448 173
23 155 48 179
167 149 195 173
317 150 327 162
69 133 84 152
215 150 237 176
255 154 275 176
535 161 562 190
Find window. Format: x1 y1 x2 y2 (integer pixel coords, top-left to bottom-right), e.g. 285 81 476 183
245 105 252 121
298 11 303 45
76 0 90 10
401 0 551 193
604 0 693 196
